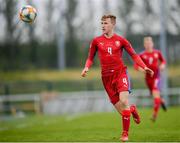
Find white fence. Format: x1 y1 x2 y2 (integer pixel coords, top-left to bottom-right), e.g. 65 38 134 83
0 88 180 115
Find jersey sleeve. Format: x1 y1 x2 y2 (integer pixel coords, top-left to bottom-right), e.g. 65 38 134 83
134 54 143 70
158 51 166 65
85 38 97 68
122 38 147 69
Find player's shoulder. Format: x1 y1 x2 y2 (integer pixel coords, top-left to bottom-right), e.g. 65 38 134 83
139 50 146 56
90 36 100 45
114 34 126 40
92 35 104 42
153 49 161 54
114 34 130 44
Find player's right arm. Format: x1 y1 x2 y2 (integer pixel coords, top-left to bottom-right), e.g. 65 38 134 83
81 39 97 77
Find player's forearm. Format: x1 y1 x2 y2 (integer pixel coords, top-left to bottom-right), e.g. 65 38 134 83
137 66 146 73
85 59 93 69
123 42 146 69
161 61 166 66
132 55 147 69
159 63 166 71
134 64 146 73
159 51 166 65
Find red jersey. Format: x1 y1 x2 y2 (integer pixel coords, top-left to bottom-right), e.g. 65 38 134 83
139 50 166 78
85 34 147 76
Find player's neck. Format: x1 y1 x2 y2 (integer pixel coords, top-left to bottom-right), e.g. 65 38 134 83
104 31 114 38
146 49 153 53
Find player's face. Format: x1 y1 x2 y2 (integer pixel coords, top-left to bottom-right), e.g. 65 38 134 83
144 40 154 52
101 18 114 34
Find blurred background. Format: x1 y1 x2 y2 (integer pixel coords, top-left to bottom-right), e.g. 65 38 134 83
0 0 180 116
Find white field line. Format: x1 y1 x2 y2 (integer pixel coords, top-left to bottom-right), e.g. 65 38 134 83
0 115 84 131
0 119 59 131
42 119 59 125
16 123 32 129
65 113 97 121
65 114 85 121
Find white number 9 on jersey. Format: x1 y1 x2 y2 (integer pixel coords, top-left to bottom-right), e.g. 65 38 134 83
108 47 112 55
123 78 128 85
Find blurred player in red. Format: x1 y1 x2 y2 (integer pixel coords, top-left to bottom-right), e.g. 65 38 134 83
135 36 167 122
81 15 153 142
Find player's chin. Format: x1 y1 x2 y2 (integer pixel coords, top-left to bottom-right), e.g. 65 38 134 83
102 30 106 34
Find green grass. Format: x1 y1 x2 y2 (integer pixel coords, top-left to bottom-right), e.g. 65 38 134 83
0 66 180 82
0 107 180 142
0 68 101 82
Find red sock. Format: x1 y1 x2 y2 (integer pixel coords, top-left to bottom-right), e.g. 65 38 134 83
153 97 161 117
121 109 131 133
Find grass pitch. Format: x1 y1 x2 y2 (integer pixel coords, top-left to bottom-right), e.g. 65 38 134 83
0 106 180 142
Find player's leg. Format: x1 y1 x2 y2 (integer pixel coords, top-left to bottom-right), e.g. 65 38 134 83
130 104 141 124
151 77 164 121
102 75 129 141
151 77 168 121
146 78 161 121
116 91 140 125
151 90 161 121
156 78 167 111
114 91 130 142
120 71 140 124
160 97 167 111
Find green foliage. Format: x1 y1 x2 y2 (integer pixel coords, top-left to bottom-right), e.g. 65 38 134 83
0 42 58 70
0 66 180 94
0 107 180 142
65 0 79 67
0 34 180 70
0 80 103 95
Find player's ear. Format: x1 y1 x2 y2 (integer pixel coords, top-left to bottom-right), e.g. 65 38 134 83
112 21 116 26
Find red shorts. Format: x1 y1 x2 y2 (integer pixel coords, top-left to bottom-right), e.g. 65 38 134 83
146 77 160 94
102 70 131 105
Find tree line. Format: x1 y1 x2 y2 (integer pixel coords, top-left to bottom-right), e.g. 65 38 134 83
0 0 180 71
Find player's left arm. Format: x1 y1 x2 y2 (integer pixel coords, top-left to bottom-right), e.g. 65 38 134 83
122 38 154 76
158 51 166 71
134 54 146 74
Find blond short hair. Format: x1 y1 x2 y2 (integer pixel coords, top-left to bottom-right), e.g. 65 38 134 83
144 36 153 43
101 14 116 24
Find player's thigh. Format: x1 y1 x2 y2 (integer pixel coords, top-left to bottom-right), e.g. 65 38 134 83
116 72 131 94
152 90 160 98
153 78 161 91
119 91 129 105
114 101 123 114
146 78 153 91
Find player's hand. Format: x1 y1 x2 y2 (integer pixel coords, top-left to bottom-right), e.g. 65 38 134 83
159 64 166 71
144 67 154 77
81 67 89 77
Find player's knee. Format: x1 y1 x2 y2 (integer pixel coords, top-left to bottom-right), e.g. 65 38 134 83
119 98 128 107
119 91 129 107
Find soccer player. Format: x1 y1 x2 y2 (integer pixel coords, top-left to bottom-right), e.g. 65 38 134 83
135 36 167 122
81 14 154 142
